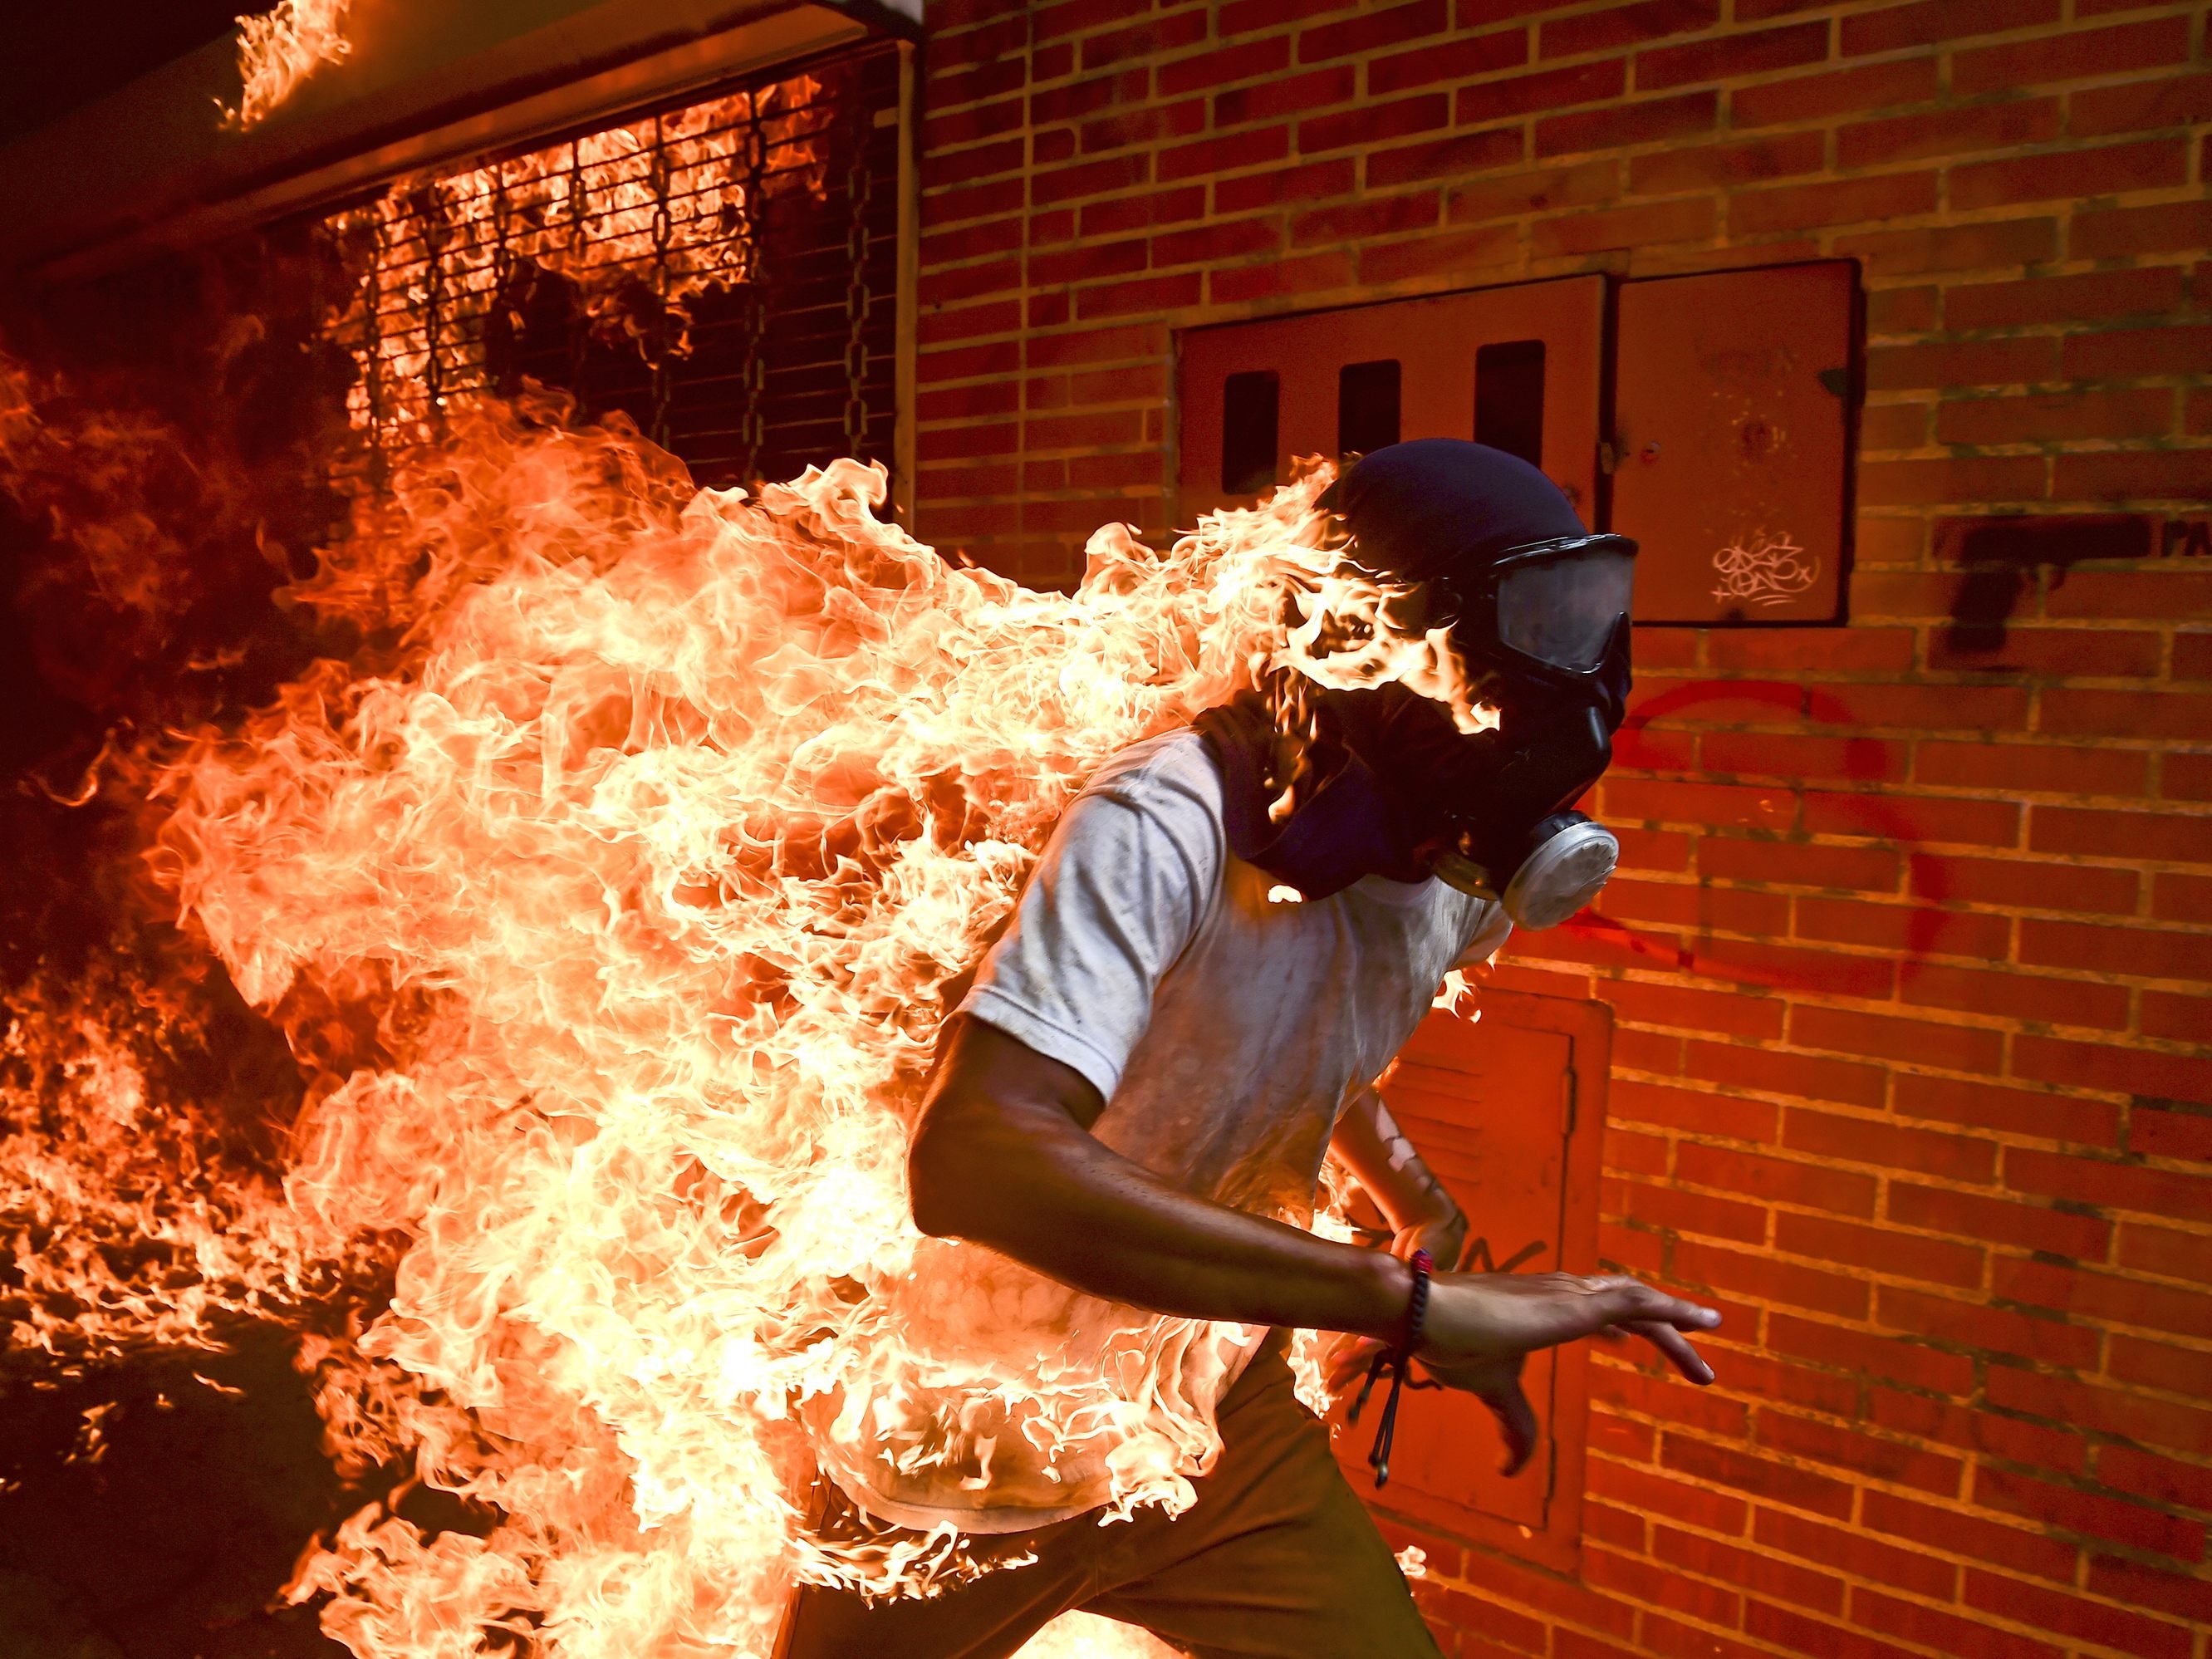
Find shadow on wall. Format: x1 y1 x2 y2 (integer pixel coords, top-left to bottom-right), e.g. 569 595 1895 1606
1936 513 2208 655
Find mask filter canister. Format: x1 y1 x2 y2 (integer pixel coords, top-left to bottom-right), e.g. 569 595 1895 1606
1435 811 1619 930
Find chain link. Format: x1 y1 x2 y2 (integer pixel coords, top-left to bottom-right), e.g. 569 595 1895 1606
841 91 875 462
649 112 676 449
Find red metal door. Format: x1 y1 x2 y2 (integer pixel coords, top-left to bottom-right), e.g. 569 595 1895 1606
1327 989 1609 1571
1176 277 1606 527
1611 259 1858 623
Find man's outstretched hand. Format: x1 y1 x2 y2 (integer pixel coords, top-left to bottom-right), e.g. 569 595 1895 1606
1328 1271 1720 1477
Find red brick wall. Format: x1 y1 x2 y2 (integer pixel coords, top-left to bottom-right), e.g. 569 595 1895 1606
910 2 2212 1655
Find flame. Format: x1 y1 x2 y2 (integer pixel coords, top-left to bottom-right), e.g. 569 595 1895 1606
3 356 1485 1654
223 0 352 130
322 77 826 459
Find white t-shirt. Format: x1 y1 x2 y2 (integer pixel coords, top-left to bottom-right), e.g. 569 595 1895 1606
819 729 1507 1532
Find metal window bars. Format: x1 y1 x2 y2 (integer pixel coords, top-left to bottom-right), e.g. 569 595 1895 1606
317 42 899 498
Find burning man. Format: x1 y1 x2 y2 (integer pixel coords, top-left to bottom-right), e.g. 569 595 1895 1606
777 441 1721 1658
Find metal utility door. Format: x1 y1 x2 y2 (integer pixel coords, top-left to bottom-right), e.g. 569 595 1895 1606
1177 277 1606 526
1612 260 1857 623
1329 989 1608 1571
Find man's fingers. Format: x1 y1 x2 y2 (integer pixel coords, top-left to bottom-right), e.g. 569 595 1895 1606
1484 1377 1539 1476
1619 1318 1715 1386
1598 1278 1723 1337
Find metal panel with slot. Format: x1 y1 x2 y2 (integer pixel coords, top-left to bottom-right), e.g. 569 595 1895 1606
1327 989 1608 1573
1611 260 1859 624
1176 277 1606 528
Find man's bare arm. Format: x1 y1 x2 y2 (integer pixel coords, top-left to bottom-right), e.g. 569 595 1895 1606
910 1018 1719 1376
1330 1084 1466 1269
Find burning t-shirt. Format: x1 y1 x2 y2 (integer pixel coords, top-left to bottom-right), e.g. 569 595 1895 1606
811 729 1505 1534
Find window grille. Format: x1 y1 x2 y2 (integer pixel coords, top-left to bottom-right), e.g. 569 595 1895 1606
316 40 900 498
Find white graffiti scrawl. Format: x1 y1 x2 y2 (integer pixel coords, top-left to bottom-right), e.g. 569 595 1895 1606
1711 530 1820 608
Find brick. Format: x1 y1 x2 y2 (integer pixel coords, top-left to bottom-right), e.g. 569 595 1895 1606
2013 1036 2212 1112
1906 842 2137 912
1603 876 1789 935
1701 732 1907 783
1763 1411 1964 1495
1732 172 1939 236
1458 59 1627 125
1663 1434 1856 1519
1893 1070 2132 1150
1077 100 1205 155
1842 100 2061 169
2142 988 2212 1043
1872 1388 2087 1476
1079 9 1208 71
1588 1455 1750 1534
1608 1174 1772 1244
1543 0 1720 56
1677 1143 1878 1217
1857 401 1930 451
1298 91 1449 153
1841 0 2061 56
1976 1464 2208 1558
1794 895 2011 959
1864 336 2058 391
1920 747 2141 805
1448 157 1619 222
1836 216 2058 277
1699 837 1900 894
1367 125 1523 186
2085 1555 2212 1627
1756 1509 1958 1601
1357 223 1519 283
2109 1331 2212 1400
1608 980 1787 1043
1290 191 1440 246
1652 1525 1844 1614
2031 804 2208 861
1214 66 1357 129
1801 789 2020 849
2057 449 2212 503
1159 124 1291 181
1995 1257 2212 1339
1032 0 1148 42
1370 27 1528 93
1866 286 1938 334
1953 139 2188 210
1215 158 1356 213
1209 249 1356 303
1023 320 1167 367
1935 616 2171 675
1748 1602 1922 1659
1689 936 1898 1000
1937 386 2176 444
2070 199 2212 259
2019 917 2212 981
1298 0 1447 62
1901 961 2132 1035
1593 1362 1752 1437
2007 1146 2212 1223
1537 90 1717 157
2073 69 2212 140
1675 1237 1871 1318
2034 690 2212 739
1888 1180 2111 1259
2097 1446 2212 1515
1860 454 2049 507
1778 1210 1981 1291
1158 36 1291 96
1861 1489 2079 1581
1605 778 1796 834
1953 265 2185 331
1854 1587 2065 1659
1734 58 1937 128
1221 0 1341 32
1880 1283 2100 1367
1636 22 1828 92
1150 216 1280 268
1027 239 1145 287
1788 1004 2004 1078
1955 17 2191 96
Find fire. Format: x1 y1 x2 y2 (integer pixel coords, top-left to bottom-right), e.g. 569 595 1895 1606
8 354 1480 1652
321 77 826 459
222 0 353 130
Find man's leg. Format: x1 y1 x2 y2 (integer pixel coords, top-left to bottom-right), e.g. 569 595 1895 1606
773 1499 1098 1659
1079 1345 1444 1659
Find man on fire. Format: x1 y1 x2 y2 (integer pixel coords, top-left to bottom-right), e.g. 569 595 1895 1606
777 440 1721 1657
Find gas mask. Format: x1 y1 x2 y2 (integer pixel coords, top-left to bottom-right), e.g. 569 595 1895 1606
1416 533 1635 929
1197 440 1636 925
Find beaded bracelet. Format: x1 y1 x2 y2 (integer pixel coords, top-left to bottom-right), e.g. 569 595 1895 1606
1348 1248 1432 1489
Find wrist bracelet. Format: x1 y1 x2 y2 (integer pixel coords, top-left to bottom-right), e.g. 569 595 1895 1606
1347 1248 1431 1489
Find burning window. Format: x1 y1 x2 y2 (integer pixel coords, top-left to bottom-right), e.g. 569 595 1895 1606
317 42 900 498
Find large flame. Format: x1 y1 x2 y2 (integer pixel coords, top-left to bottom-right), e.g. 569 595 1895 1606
223 0 353 130
10 369 1478 1653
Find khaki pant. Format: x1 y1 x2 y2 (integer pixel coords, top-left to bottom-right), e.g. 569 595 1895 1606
774 1338 1444 1659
